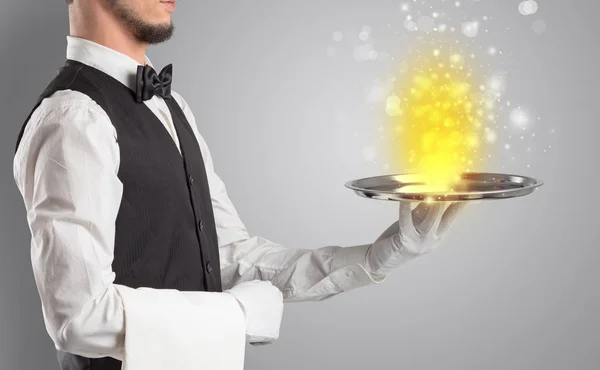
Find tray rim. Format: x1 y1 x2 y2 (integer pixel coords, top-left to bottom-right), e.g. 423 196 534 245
344 172 544 199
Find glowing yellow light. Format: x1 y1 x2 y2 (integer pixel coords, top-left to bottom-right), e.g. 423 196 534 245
385 46 490 192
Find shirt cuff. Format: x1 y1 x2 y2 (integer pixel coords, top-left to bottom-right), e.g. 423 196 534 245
329 244 387 292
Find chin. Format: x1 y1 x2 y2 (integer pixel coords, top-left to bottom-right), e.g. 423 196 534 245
148 16 172 28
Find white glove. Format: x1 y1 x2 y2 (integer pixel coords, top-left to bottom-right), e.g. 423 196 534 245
224 280 284 345
365 200 466 276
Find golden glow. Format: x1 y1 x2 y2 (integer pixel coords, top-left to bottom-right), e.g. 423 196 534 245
387 47 491 192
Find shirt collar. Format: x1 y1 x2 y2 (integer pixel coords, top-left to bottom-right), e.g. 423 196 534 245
66 35 154 92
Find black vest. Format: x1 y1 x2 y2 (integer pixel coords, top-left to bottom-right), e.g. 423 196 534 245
16 60 222 370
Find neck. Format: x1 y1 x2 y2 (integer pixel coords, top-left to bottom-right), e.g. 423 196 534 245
69 5 148 65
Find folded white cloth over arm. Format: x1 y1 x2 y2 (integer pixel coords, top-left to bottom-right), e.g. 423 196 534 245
115 286 245 370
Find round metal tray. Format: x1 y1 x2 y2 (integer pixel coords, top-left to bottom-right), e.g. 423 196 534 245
345 172 543 202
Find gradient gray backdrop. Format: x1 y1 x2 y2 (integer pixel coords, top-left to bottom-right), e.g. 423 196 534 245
1 1 598 369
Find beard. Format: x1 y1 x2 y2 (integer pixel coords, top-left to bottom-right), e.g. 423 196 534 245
104 0 174 44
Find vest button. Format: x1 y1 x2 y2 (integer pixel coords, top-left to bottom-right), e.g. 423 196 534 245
188 174 194 184
206 262 213 274
198 220 204 230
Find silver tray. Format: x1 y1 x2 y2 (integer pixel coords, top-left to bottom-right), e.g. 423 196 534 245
345 172 543 202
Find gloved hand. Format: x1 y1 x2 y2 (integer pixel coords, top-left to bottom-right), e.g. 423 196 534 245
224 280 284 345
364 200 466 276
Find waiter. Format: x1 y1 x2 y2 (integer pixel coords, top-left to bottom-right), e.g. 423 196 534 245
12 1 465 369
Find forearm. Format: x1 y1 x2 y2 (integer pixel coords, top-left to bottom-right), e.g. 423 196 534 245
219 236 385 302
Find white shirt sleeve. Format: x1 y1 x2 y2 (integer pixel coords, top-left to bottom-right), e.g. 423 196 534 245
13 90 245 361
172 92 386 302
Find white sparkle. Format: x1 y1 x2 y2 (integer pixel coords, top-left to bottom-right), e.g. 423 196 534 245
404 19 418 31
487 73 506 95
461 21 479 38
510 107 530 128
359 26 371 41
385 95 402 116
485 130 497 143
519 0 539 16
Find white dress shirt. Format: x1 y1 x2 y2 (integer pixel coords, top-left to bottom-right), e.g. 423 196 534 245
12 36 383 361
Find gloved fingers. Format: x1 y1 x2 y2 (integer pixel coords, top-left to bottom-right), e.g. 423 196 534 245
436 201 466 237
414 202 444 236
411 202 431 225
398 200 416 234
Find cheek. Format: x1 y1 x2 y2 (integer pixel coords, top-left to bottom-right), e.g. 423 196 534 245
132 0 159 20
147 1 172 22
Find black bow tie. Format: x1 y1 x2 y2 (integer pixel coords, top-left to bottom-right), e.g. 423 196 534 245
135 64 173 102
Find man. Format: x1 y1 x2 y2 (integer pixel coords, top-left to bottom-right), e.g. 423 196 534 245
12 1 465 370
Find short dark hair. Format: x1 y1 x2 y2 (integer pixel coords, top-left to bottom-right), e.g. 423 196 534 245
66 0 73 4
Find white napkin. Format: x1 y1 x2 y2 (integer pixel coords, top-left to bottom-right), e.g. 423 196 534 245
114 285 246 370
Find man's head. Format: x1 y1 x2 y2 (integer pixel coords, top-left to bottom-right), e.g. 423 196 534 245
69 0 176 45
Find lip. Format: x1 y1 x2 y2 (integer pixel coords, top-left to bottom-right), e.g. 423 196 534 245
160 0 176 11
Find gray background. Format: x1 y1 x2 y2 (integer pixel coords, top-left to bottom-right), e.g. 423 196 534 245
1 0 598 369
